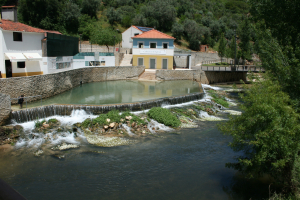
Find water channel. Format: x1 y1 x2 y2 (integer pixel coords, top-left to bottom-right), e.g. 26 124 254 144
0 84 271 199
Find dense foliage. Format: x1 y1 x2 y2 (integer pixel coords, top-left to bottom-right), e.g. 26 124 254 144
0 0 254 54
219 0 300 196
148 107 180 127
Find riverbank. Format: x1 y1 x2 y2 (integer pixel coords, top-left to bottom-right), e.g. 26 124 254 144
0 86 239 151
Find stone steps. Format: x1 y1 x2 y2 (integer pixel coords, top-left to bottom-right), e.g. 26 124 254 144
120 54 133 66
138 71 156 81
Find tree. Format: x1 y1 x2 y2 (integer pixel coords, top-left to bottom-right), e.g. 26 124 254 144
218 75 300 191
90 25 121 51
218 33 226 63
81 0 101 18
238 18 252 64
171 22 183 42
64 2 81 34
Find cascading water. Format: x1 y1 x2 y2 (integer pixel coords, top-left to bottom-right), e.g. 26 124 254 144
11 93 205 123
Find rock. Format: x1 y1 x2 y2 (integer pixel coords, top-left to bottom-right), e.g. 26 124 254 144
104 125 109 130
142 130 146 134
109 122 115 128
106 119 111 123
114 123 119 129
125 116 132 120
43 124 50 128
13 125 23 130
152 127 155 130
52 154 65 159
43 122 47 125
120 119 124 122
131 122 136 128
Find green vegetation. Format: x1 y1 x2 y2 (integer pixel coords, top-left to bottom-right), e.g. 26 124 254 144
218 0 300 196
34 119 46 129
207 90 229 107
148 107 181 127
120 111 147 125
48 119 58 123
0 0 254 53
81 110 147 128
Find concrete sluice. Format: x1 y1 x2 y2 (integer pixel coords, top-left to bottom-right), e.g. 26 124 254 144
11 92 205 123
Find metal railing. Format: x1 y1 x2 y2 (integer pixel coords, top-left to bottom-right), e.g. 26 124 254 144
201 65 264 72
11 95 43 108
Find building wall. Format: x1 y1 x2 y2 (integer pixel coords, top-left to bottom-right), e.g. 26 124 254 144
0 93 11 126
0 30 45 78
156 70 247 84
132 38 174 49
132 48 174 56
0 66 145 103
132 55 173 70
122 27 143 49
73 56 115 69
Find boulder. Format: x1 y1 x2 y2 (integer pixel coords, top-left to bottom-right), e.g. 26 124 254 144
43 124 50 128
109 122 115 128
104 125 109 130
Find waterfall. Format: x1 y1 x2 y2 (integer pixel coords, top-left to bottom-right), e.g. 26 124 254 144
11 92 205 123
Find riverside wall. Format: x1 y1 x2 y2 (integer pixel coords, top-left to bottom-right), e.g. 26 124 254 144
0 66 145 104
0 93 11 126
156 70 247 84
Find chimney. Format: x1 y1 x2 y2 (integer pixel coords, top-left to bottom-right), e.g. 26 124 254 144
1 6 18 22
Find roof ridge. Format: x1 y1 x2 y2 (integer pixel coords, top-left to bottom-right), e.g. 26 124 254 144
132 29 175 39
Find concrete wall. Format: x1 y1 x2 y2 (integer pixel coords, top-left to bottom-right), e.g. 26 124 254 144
0 66 145 104
191 52 221 66
0 93 11 126
156 70 247 84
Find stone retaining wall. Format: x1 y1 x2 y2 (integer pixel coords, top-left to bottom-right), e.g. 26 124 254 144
0 93 11 126
0 66 145 104
156 70 247 84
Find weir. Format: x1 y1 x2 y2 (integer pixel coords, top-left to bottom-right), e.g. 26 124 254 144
12 92 205 123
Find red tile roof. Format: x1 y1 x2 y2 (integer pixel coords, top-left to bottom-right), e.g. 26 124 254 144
132 29 175 40
0 19 61 34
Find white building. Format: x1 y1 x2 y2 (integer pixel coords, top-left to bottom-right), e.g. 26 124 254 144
122 26 153 49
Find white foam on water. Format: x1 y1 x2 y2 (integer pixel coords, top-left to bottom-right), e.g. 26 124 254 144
223 110 242 115
130 109 150 115
198 111 225 121
147 119 174 134
121 124 135 136
202 84 223 91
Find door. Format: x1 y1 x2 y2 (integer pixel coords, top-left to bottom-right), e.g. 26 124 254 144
5 60 12 78
150 58 156 69
162 58 168 69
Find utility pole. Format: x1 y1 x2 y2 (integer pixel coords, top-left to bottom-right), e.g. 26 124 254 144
113 36 115 55
79 34 82 53
117 29 120 52
234 29 237 69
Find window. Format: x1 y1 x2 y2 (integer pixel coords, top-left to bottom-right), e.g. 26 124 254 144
134 33 139 36
162 58 168 69
17 62 25 68
101 61 105 66
138 58 144 66
138 42 144 48
13 32 22 41
163 43 168 49
150 43 156 48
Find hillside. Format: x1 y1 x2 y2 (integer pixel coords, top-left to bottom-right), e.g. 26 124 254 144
1 0 252 53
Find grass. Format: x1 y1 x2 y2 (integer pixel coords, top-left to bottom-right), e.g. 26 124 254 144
148 107 181 127
207 90 229 108
202 62 231 66
34 119 46 128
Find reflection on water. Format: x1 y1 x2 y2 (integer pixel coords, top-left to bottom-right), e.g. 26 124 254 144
23 80 201 108
0 120 270 200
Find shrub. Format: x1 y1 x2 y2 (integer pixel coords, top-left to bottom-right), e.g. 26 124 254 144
48 118 58 123
35 119 46 128
148 107 180 127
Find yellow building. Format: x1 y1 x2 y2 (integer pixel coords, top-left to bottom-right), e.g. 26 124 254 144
132 29 175 70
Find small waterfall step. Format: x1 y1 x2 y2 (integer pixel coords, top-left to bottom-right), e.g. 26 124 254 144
138 70 157 81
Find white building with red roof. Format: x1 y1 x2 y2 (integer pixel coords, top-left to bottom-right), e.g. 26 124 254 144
132 29 175 70
121 25 153 49
0 6 78 78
